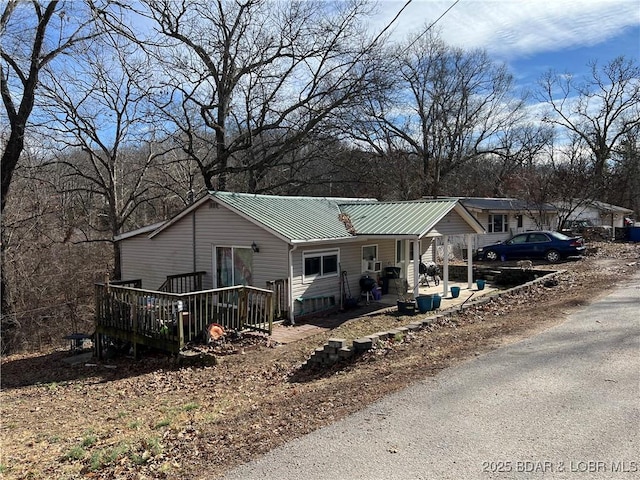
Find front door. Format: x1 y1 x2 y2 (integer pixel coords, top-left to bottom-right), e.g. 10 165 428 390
396 239 419 279
214 246 254 287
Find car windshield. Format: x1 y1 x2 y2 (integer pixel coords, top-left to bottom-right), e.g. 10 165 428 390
549 231 572 240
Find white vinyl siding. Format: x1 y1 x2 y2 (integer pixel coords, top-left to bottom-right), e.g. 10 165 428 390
119 200 290 291
471 211 548 248
429 210 479 236
119 214 194 290
291 239 397 314
195 202 289 289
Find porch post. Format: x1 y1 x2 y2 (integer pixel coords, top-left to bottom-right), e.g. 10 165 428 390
467 234 473 290
404 239 411 297
412 238 420 299
442 235 449 297
178 311 185 349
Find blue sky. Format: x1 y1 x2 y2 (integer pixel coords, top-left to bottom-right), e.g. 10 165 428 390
371 0 640 94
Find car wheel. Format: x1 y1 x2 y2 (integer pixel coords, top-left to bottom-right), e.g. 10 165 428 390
545 249 561 263
485 250 498 261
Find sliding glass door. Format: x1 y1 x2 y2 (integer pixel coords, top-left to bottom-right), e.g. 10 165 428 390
215 246 253 287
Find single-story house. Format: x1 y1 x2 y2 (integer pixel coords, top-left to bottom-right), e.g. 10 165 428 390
116 191 485 323
457 197 558 248
560 200 635 229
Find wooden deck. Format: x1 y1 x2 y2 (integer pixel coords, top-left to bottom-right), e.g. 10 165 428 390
94 282 274 358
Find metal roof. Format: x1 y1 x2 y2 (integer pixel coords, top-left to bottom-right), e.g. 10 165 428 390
114 221 166 241
213 192 481 242
211 191 371 242
136 191 484 244
340 199 463 237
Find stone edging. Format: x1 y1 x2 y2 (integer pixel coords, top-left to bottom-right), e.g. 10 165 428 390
302 270 564 368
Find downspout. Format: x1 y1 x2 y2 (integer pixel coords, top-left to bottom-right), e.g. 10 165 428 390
288 244 298 325
442 235 449 297
404 239 410 296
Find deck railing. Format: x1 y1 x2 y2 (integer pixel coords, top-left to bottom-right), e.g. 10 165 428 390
158 271 206 293
94 283 273 357
266 278 289 320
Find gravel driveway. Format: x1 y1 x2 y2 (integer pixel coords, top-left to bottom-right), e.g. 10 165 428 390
224 272 640 479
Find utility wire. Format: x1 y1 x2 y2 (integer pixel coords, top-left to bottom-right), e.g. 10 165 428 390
371 0 415 47
401 0 462 54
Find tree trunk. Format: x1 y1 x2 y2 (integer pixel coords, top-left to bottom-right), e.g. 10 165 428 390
1 127 26 212
216 126 227 191
0 121 27 354
1 224 17 353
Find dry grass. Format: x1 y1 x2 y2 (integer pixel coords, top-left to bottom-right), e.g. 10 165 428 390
1 242 639 479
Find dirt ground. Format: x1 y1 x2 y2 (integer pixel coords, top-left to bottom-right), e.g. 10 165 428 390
1 242 639 480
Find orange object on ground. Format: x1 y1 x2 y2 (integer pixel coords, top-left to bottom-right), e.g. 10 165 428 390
207 323 225 341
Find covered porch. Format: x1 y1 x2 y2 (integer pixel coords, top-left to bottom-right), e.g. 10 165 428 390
339 199 486 320
271 275 497 344
381 276 493 310
394 233 481 303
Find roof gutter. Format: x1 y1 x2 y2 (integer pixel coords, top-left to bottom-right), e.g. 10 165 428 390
290 236 360 245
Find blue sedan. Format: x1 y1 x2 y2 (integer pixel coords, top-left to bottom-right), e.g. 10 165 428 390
476 231 586 263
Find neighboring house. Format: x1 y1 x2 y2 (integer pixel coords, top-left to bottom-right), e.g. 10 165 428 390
116 191 485 323
560 200 634 230
458 197 558 248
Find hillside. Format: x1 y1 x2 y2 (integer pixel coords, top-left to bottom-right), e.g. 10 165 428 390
1 242 639 479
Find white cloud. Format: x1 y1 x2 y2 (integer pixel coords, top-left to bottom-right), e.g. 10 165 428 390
372 0 640 58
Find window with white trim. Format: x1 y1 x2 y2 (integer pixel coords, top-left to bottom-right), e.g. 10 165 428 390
303 249 339 282
361 244 380 272
362 245 377 262
488 214 509 233
396 240 416 263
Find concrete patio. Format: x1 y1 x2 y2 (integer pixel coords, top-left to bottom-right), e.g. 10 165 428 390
270 279 498 344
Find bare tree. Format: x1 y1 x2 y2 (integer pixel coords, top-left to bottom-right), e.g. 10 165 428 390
480 122 553 197
534 134 599 230
0 0 105 211
1 150 112 352
39 33 168 278
609 127 640 217
350 31 532 198
538 56 640 196
1 0 105 350
130 0 377 192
